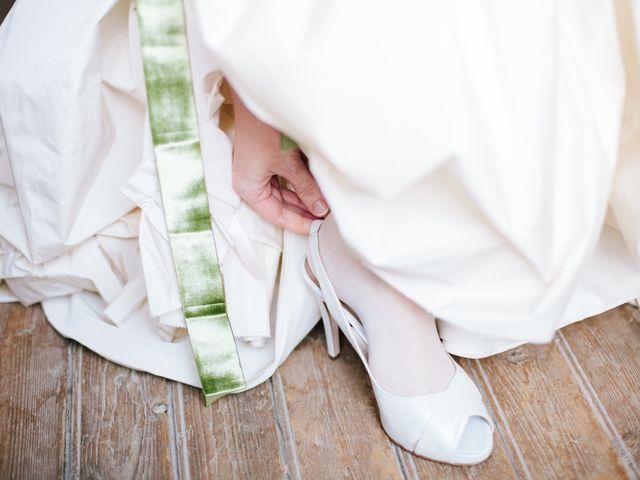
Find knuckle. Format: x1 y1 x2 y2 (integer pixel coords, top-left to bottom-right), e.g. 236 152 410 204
278 153 303 174
231 177 245 195
232 178 256 200
296 180 319 198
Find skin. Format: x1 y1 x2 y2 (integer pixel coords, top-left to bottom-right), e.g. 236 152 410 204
227 85 457 396
229 83 329 234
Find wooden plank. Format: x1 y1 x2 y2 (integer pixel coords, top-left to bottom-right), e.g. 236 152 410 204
0 304 68 479
470 336 628 479
278 325 404 480
559 306 640 475
173 379 288 479
398 357 520 479
269 371 303 479
2 300 638 479
0 0 14 26
69 346 175 479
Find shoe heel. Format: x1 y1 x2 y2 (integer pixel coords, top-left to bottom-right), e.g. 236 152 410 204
313 294 341 358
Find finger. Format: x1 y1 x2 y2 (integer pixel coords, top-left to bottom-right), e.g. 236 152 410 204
246 186 312 235
276 207 313 234
283 199 316 220
281 188 310 212
277 154 329 217
271 177 310 213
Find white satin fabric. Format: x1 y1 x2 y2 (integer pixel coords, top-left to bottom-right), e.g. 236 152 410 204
0 0 319 389
0 0 639 394
196 0 640 355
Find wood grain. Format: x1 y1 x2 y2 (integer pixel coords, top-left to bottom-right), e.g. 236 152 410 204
0 304 68 479
1 302 639 478
470 338 629 479
0 0 14 27
278 325 404 480
173 379 287 479
559 306 640 475
69 346 175 479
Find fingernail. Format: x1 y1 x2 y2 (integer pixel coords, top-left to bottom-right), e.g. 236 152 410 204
312 200 329 216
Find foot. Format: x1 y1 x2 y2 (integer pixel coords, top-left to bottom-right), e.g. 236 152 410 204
315 215 456 396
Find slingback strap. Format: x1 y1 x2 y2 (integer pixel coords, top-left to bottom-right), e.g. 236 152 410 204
135 0 246 406
301 257 369 348
307 220 371 366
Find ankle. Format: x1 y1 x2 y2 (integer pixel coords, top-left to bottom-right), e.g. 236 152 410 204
315 216 456 395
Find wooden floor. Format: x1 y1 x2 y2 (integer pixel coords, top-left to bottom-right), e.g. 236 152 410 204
0 303 639 479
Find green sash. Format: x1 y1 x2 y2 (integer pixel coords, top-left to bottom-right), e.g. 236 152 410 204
135 0 246 406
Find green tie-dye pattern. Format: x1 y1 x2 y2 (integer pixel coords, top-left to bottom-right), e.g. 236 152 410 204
280 133 298 151
136 0 246 405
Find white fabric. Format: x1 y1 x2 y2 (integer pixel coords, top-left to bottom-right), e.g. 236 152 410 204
0 0 639 393
0 0 319 390
197 0 640 356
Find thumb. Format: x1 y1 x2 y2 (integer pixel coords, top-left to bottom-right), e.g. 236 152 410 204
279 154 329 217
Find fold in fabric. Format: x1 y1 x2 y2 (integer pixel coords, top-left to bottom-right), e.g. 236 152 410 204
0 0 320 390
1 0 639 392
196 0 640 355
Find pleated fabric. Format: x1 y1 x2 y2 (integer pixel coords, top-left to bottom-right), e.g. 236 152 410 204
0 0 319 389
196 0 640 356
1 0 639 395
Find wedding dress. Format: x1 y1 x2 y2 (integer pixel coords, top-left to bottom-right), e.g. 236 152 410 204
0 0 320 391
1 0 639 394
198 0 640 356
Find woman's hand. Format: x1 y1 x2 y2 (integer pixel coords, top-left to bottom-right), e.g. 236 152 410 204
229 84 329 235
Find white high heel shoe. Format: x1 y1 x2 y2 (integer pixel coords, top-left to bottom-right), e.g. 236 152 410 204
303 220 494 465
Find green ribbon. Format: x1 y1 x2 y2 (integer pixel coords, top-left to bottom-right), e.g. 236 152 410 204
135 0 246 406
280 133 299 152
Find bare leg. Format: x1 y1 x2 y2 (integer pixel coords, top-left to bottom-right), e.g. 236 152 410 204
317 214 456 395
